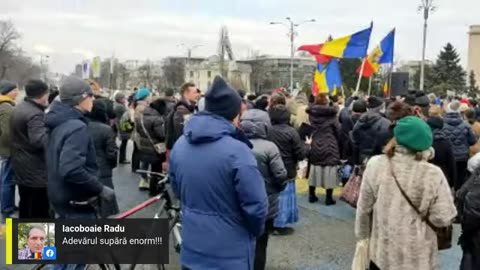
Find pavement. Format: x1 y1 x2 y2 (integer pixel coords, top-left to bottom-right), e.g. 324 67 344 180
2 141 462 269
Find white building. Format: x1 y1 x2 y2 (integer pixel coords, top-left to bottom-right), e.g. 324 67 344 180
468 25 480 86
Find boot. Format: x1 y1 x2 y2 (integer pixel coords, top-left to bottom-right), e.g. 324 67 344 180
325 189 336 206
308 186 319 203
138 178 150 190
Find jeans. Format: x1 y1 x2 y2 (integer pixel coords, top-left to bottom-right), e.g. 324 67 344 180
52 210 96 270
0 157 15 216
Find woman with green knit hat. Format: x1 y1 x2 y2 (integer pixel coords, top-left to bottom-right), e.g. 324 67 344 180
355 116 457 270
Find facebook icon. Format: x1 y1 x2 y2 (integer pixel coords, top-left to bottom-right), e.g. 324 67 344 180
42 247 56 260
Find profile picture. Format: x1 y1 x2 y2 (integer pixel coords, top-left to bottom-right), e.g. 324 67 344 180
18 223 55 260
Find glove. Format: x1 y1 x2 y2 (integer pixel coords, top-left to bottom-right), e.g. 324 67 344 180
99 186 115 201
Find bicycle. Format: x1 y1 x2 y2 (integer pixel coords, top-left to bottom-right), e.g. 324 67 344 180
32 171 181 270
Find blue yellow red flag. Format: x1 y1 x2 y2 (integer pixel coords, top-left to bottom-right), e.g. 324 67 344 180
319 23 373 58
312 59 342 96
358 29 395 77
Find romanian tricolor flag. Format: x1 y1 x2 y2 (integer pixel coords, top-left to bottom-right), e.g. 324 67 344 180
312 59 342 96
358 29 396 77
32 252 42 259
297 44 333 64
319 23 373 58
383 81 389 97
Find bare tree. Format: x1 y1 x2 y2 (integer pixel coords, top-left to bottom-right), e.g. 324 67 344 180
162 59 185 88
0 20 20 55
249 51 269 94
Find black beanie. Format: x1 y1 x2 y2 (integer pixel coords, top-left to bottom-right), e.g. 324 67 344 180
0 80 17 95
25 79 49 98
352 100 367 113
205 76 242 121
367 96 384 109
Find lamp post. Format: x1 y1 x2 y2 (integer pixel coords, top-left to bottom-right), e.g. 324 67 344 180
177 44 202 64
270 17 315 92
418 0 435 91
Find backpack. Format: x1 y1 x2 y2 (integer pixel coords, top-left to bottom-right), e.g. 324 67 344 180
119 110 134 133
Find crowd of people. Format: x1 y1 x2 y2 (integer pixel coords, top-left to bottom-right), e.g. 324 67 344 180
2 73 480 269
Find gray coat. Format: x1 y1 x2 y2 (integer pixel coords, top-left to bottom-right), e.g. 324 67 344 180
241 110 287 219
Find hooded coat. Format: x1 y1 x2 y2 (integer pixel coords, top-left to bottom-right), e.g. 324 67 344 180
241 109 288 220
45 101 103 216
169 112 268 270
268 105 308 179
427 117 457 187
443 112 477 162
307 105 341 166
352 111 391 164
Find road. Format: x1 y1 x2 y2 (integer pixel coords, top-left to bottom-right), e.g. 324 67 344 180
3 141 462 269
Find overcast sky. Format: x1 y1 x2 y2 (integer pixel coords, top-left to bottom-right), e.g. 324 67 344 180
1 0 478 74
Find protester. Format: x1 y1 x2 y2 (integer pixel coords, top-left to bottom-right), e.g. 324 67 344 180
427 106 457 188
351 96 390 165
113 92 130 164
45 76 115 219
88 80 115 122
86 99 119 217
241 105 288 270
268 104 309 235
355 116 457 270
464 108 480 156
246 94 256 110
0 80 19 220
169 76 268 270
10 80 50 218
307 93 340 205
443 100 477 190
457 167 480 270
136 98 167 195
165 82 198 151
131 88 152 183
164 88 176 114
338 97 359 160
254 95 270 112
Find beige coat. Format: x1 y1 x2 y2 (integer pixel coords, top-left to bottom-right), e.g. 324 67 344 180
355 147 457 270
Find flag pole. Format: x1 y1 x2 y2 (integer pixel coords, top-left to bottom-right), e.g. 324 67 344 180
368 76 372 96
355 58 366 95
341 85 345 98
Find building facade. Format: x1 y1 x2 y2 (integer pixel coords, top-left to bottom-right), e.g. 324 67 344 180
397 60 434 89
468 25 480 86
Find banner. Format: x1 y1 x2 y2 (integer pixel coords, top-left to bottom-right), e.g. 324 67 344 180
92 57 101 78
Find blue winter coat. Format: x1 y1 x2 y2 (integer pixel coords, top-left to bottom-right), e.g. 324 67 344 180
169 112 268 270
443 112 477 162
45 101 103 216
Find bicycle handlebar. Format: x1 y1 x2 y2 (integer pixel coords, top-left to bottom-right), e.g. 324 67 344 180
135 170 166 178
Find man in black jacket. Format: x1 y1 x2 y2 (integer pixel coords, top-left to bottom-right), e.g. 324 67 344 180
10 80 50 218
45 76 115 219
165 82 198 150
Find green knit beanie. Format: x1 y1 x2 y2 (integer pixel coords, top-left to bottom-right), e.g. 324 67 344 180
393 116 433 152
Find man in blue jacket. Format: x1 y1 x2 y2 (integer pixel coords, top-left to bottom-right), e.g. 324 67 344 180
46 76 115 219
169 76 268 270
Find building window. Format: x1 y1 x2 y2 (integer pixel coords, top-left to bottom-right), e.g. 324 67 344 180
190 71 194 77
208 71 212 78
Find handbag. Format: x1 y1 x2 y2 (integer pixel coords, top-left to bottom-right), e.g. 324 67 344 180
389 161 452 250
340 166 363 208
140 115 167 155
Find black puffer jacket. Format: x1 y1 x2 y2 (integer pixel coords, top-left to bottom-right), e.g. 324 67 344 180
10 98 48 188
268 105 308 179
136 100 167 163
427 117 457 187
351 111 390 164
443 112 477 162
241 109 288 219
457 169 480 270
86 118 118 179
307 105 340 166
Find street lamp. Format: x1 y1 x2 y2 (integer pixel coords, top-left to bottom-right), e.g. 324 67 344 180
270 17 315 92
418 0 436 91
177 44 202 63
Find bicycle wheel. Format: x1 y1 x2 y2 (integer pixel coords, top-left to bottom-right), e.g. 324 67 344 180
85 264 121 270
31 265 48 270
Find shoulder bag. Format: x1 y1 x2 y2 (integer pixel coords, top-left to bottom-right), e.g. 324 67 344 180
140 115 167 155
389 161 452 250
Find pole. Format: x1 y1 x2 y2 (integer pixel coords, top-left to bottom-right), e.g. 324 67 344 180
420 5 429 91
355 58 367 94
341 85 345 98
289 21 295 93
388 63 394 97
368 76 372 96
